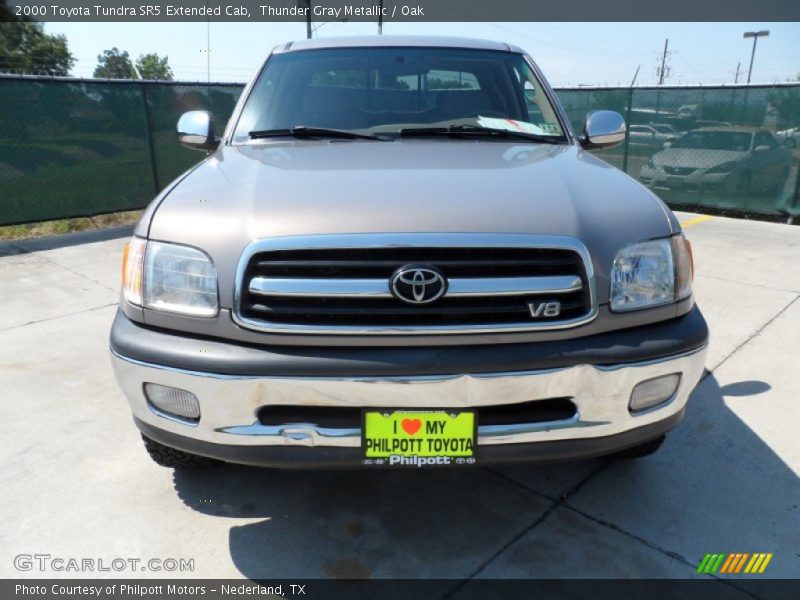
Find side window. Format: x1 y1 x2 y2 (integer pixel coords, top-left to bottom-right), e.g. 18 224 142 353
515 62 561 134
523 80 542 120
755 132 777 149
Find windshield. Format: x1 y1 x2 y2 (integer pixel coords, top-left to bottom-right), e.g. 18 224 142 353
671 131 753 151
232 47 566 142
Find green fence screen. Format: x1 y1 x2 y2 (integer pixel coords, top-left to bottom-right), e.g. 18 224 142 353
559 84 800 217
0 76 242 226
1 75 798 226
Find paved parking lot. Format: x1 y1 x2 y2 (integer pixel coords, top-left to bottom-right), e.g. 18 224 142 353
1 212 798 588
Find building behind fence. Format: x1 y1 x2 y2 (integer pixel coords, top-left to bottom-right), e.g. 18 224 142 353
0 75 798 226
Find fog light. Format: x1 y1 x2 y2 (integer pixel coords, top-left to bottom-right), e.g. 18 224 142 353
144 383 200 423
629 374 681 414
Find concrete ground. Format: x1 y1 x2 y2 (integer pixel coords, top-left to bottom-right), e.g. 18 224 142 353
0 213 798 589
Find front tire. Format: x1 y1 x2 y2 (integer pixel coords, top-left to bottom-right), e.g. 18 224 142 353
141 435 220 469
613 435 665 460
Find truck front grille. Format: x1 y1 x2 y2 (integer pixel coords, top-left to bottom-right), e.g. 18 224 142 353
235 238 595 334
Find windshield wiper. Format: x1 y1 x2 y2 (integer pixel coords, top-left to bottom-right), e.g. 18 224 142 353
399 125 564 144
249 126 388 141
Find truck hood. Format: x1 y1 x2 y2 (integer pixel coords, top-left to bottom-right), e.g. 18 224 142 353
147 140 677 306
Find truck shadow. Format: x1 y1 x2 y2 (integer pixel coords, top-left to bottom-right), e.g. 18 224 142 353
171 374 798 579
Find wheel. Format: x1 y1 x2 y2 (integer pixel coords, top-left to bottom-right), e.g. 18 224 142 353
613 435 665 460
141 434 220 469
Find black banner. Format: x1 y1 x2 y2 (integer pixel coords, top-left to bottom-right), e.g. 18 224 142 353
4 579 800 600
3 0 800 23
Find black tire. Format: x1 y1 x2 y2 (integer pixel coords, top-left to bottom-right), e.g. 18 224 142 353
613 435 666 460
141 434 220 469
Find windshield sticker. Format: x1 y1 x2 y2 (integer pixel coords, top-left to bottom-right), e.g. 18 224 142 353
477 117 546 135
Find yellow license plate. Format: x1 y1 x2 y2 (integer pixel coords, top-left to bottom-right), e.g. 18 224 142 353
362 410 476 467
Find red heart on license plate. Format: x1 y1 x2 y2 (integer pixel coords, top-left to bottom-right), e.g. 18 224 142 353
401 418 422 435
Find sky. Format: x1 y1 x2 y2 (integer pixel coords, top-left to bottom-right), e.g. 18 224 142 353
43 21 800 87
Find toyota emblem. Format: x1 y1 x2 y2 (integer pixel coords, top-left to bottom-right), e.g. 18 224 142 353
390 265 447 305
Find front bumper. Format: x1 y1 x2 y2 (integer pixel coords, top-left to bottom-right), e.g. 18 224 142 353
110 307 709 467
640 167 733 192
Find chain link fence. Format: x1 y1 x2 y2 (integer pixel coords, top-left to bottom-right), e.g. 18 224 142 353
1 75 798 226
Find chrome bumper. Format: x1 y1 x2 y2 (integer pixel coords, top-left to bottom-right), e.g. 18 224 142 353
111 344 707 450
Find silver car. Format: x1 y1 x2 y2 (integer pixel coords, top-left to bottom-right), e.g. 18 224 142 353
627 124 677 151
640 127 792 195
110 36 708 470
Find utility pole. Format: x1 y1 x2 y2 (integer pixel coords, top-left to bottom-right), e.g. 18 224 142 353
204 0 210 83
658 38 669 85
734 61 741 84
654 39 670 119
630 65 640 87
304 0 312 39
743 30 769 84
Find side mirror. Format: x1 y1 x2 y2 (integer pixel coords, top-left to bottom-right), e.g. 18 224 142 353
177 111 218 151
663 141 672 149
581 110 626 149
754 145 770 153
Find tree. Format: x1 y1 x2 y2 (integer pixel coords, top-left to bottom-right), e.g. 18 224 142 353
0 0 14 21
94 47 136 79
0 19 75 76
429 78 474 90
135 53 173 81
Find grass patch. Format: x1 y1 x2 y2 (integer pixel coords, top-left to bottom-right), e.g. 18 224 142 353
0 210 142 241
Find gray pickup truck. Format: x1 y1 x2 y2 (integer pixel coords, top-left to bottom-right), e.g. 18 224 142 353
110 36 708 469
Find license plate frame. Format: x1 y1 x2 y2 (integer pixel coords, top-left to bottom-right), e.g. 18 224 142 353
361 409 478 467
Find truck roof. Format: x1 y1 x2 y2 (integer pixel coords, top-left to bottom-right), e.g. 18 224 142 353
274 35 524 55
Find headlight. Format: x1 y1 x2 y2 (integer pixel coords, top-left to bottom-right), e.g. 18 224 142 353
706 161 738 174
121 238 219 317
610 235 693 312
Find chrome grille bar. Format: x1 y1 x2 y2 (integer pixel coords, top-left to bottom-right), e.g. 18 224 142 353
250 275 582 298
448 275 582 297
250 278 390 298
